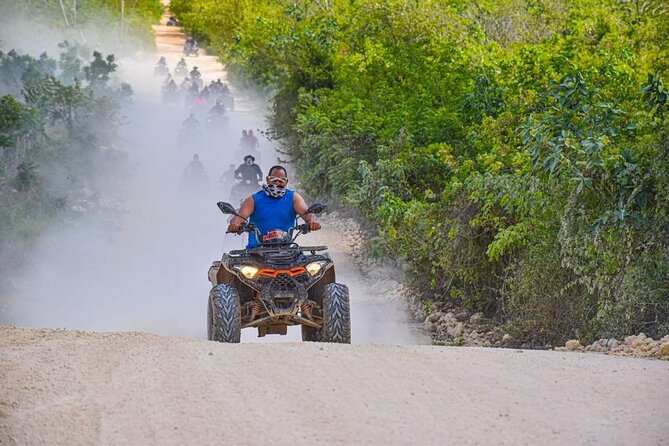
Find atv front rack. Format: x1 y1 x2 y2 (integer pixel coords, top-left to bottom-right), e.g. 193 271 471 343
229 245 328 256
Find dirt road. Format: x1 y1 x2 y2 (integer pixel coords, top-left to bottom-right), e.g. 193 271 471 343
2 326 668 445
2 9 669 446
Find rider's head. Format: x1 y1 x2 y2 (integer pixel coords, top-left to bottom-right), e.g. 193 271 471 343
249 130 255 136
244 155 255 165
193 153 199 161
263 166 288 199
242 130 248 137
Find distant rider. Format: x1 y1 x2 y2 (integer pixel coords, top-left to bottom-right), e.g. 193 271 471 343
183 154 205 179
239 130 248 148
227 165 321 248
209 99 226 117
247 129 260 149
182 113 200 129
184 36 198 53
190 66 202 82
235 155 263 182
219 164 236 183
163 78 178 93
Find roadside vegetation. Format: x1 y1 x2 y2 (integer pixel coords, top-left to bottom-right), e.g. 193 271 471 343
0 45 129 274
0 0 163 53
0 0 162 297
170 0 669 345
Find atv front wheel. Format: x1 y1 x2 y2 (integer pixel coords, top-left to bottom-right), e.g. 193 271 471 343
321 283 351 343
208 284 241 343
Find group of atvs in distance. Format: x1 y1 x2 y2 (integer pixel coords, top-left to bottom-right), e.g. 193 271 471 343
179 131 263 203
157 57 234 112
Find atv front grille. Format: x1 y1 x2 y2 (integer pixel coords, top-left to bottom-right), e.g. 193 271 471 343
271 273 296 293
268 272 310 294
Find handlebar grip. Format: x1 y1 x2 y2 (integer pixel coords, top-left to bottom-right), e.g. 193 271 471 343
226 223 255 235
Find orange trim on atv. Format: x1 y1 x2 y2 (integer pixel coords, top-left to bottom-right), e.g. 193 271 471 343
257 267 307 278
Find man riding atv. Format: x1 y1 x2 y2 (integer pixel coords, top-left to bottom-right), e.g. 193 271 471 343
228 155 263 204
208 165 351 343
154 57 169 77
161 77 179 105
227 165 321 245
178 113 202 149
181 153 208 193
189 66 203 88
184 36 199 57
174 58 188 80
209 99 226 117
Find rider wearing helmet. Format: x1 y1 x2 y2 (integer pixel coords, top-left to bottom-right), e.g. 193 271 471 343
209 99 226 116
227 165 321 248
234 155 263 182
189 66 202 81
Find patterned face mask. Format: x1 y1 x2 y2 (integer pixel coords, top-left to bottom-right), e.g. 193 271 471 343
262 183 287 198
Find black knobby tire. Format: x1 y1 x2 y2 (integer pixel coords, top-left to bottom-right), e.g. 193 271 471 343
208 284 241 343
321 283 351 343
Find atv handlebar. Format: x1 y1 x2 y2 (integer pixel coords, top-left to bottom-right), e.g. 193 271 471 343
226 222 257 235
294 223 311 236
226 223 311 241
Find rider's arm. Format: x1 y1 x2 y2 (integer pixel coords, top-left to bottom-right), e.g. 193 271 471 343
227 197 255 231
294 192 321 231
254 165 263 180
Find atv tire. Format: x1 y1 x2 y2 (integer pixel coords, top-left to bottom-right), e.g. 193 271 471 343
208 284 241 343
303 283 350 343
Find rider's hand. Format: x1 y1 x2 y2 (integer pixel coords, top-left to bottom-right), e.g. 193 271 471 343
308 221 321 231
227 221 242 232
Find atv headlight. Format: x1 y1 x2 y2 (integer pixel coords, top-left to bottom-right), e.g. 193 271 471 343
306 261 325 276
236 265 259 279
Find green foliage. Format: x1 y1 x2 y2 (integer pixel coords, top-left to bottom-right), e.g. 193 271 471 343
84 52 117 89
0 45 130 278
0 95 37 147
0 0 163 52
175 0 669 344
58 41 89 84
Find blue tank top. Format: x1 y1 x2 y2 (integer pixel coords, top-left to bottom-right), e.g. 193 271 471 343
247 189 296 248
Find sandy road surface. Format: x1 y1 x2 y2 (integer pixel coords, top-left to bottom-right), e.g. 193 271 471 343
1 326 668 445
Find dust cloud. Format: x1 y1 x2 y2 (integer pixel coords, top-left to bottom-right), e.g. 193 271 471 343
0 14 427 345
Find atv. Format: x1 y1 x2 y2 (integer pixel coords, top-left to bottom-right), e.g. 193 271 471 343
204 113 229 134
207 201 351 343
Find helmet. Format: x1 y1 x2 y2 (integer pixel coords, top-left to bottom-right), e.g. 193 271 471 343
244 155 255 162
